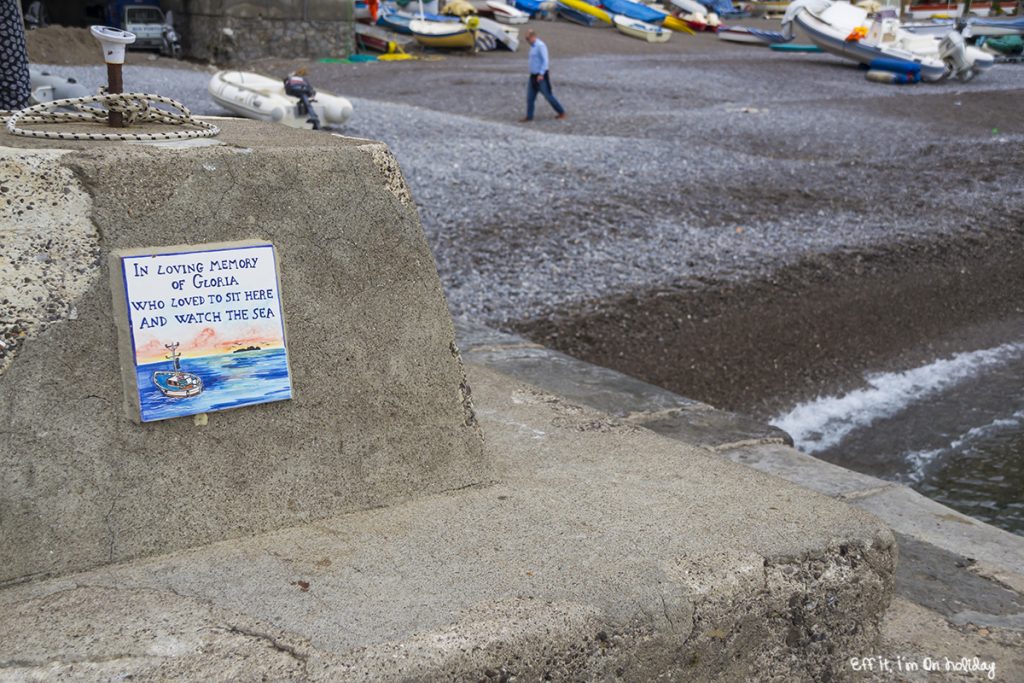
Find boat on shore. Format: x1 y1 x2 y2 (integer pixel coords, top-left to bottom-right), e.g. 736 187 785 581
208 71 353 128
682 11 721 31
410 18 478 49
906 1 1017 19
718 25 790 44
514 0 546 14
486 0 531 23
669 0 707 14
663 15 697 33
475 15 521 50
355 22 415 51
783 0 994 81
603 0 667 24
559 0 613 23
613 14 673 41
558 2 602 25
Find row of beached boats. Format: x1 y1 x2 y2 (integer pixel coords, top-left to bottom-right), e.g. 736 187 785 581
205 0 1021 129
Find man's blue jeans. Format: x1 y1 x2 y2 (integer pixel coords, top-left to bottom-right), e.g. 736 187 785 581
526 72 565 120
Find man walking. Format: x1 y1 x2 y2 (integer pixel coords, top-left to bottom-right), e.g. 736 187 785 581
521 29 566 122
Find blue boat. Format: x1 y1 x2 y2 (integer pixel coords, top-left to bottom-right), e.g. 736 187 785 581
515 0 545 14
557 2 600 26
377 6 459 34
377 7 414 34
152 342 203 399
601 0 666 24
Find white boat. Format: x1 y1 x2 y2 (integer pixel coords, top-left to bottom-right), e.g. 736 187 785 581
613 14 673 42
668 0 707 14
475 16 521 50
410 18 478 49
486 0 530 23
208 71 353 129
782 0 994 81
29 68 89 104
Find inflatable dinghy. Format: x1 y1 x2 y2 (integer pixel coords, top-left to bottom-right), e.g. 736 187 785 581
208 71 353 129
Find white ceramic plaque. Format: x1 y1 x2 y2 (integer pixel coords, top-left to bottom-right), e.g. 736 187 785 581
111 241 292 422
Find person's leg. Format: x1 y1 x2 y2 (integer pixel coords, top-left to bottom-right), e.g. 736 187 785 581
524 76 539 121
539 74 565 116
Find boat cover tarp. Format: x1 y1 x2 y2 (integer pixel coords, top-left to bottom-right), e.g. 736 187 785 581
515 0 545 12
698 0 740 16
602 0 666 23
985 34 1024 54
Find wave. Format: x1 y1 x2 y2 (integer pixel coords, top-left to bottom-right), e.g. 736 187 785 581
901 409 1024 483
771 342 1024 454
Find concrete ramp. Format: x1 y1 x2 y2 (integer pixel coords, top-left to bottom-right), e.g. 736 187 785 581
0 121 486 584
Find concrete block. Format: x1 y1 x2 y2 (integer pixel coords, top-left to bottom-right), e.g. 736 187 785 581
0 365 896 681
0 121 485 585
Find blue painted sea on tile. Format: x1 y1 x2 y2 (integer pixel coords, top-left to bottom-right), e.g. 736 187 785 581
136 348 291 422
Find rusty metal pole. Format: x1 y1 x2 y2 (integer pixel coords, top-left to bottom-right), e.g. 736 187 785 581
107 62 125 127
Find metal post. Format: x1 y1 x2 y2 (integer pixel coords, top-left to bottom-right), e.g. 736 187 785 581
107 62 125 127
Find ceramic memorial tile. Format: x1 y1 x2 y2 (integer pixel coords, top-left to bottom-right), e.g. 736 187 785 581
109 241 292 423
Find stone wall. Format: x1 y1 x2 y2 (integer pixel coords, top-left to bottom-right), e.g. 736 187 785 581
164 0 355 62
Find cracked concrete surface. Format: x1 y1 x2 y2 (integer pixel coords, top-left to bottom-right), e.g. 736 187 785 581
0 365 895 681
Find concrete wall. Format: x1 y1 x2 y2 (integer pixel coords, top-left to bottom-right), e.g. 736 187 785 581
0 120 486 585
163 0 355 62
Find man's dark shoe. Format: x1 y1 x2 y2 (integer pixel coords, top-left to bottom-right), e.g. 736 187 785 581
519 117 532 123
556 113 567 120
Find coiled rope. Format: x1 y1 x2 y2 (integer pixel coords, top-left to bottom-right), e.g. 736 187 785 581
5 91 219 141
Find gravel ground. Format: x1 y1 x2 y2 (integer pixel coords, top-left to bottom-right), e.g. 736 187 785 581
32 25 1024 386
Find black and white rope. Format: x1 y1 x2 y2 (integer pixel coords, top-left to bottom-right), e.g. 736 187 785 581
5 91 220 141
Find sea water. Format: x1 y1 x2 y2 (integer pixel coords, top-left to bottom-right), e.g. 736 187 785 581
772 340 1024 536
135 348 292 422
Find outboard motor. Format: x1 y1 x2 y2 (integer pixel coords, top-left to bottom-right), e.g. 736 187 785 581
939 31 976 81
283 72 321 130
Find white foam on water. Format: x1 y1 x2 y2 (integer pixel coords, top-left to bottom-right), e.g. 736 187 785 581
771 342 1024 454
901 409 1024 483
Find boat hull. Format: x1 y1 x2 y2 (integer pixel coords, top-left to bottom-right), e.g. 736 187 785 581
559 0 613 23
662 15 695 34
411 19 477 49
718 27 770 44
153 371 203 398
614 15 673 41
793 8 950 81
476 16 521 50
558 3 601 26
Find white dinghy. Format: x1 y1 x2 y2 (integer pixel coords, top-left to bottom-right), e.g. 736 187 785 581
208 71 353 129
